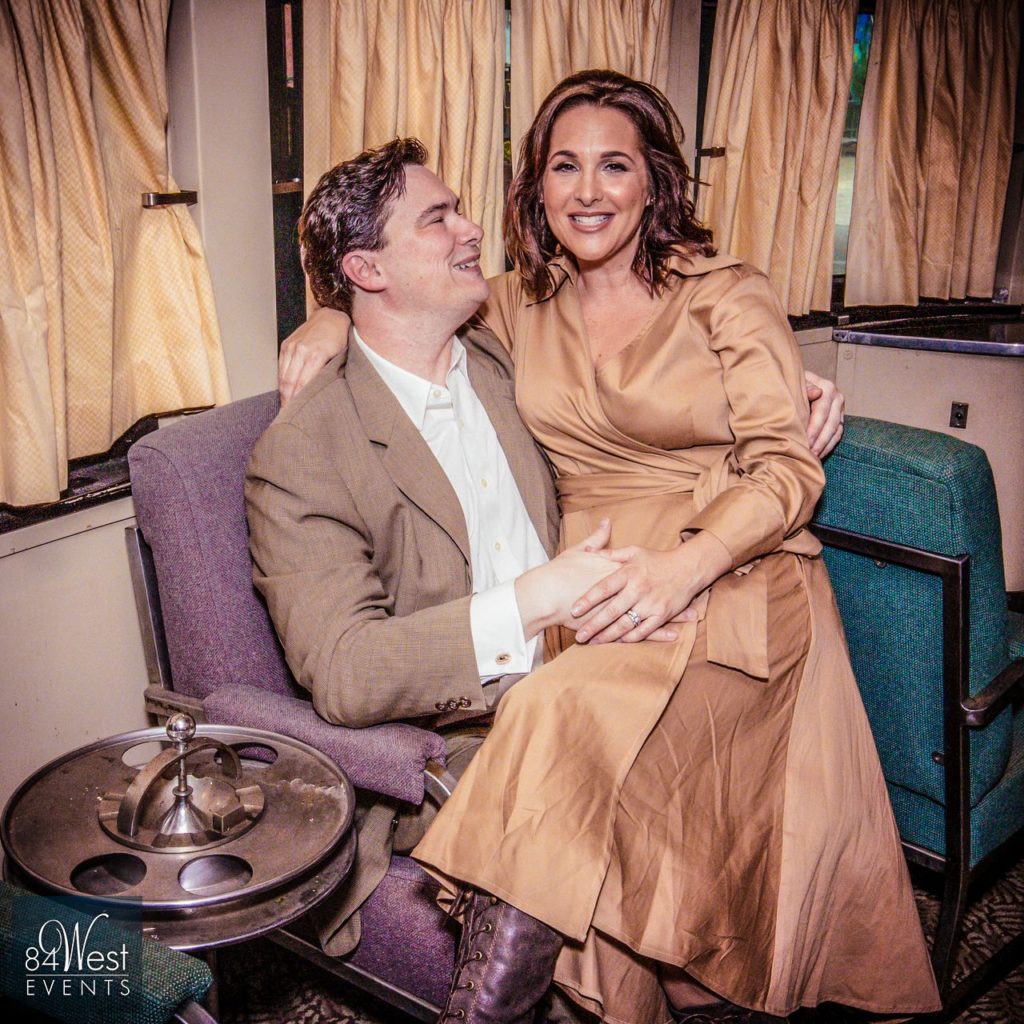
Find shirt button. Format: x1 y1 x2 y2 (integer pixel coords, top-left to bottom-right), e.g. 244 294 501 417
480 478 488 488
494 541 501 551
495 653 511 666
431 388 442 398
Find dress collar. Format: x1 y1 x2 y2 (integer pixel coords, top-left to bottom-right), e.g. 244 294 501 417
537 249 744 302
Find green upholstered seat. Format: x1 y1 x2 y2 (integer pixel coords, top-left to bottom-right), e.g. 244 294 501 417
814 415 1021 863
812 415 1024 1004
0 880 213 1024
1009 608 1024 662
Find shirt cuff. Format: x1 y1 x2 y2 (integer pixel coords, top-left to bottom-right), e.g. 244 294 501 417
470 580 537 678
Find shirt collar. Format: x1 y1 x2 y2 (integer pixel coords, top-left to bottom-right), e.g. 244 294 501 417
353 328 468 430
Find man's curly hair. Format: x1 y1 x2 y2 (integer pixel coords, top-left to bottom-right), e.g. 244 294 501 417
299 138 428 314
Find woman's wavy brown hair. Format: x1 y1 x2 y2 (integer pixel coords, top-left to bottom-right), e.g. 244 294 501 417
505 69 715 300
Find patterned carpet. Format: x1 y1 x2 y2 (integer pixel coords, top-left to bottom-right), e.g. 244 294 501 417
217 853 1024 1024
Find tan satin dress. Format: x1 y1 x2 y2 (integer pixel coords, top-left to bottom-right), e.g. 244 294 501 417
413 253 940 1021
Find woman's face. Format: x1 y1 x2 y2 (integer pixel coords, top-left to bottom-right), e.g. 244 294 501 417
541 103 650 272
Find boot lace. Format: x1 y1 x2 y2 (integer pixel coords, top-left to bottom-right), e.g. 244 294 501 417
439 905 498 1020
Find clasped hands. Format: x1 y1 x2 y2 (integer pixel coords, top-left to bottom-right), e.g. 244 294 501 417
515 519 732 647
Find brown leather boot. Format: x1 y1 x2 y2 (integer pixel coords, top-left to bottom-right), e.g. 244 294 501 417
439 890 564 1023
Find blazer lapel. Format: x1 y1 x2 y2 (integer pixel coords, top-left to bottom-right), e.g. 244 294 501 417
345 337 472 568
466 338 559 558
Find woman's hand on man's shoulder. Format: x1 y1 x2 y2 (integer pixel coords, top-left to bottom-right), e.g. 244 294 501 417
803 371 845 458
279 306 352 405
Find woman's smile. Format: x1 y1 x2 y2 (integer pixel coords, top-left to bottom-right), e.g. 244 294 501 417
542 103 650 271
568 212 613 229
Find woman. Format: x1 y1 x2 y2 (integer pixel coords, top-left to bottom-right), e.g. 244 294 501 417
285 72 939 1023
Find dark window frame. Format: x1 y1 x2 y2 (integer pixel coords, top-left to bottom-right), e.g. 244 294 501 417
267 0 306 345
0 410 205 536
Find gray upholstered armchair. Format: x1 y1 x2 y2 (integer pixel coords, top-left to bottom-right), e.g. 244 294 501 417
125 391 456 1019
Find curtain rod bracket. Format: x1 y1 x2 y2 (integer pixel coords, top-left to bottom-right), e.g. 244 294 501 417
142 191 198 208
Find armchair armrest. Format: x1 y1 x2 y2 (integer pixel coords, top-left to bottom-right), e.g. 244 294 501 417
424 760 459 805
961 658 1024 729
202 685 447 804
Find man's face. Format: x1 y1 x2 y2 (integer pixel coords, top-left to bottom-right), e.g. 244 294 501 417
373 164 490 322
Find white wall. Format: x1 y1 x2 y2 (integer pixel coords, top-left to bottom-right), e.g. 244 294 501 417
795 327 839 380
837 342 1024 591
0 501 149 811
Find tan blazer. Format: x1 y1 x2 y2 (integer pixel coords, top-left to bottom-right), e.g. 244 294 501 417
245 324 559 729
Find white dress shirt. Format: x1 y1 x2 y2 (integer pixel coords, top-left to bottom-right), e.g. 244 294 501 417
354 331 548 681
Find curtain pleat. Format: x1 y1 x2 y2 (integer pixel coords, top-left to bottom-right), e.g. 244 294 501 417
698 0 857 316
303 0 505 277
0 0 229 507
510 0 672 170
845 0 1020 306
1 0 74 503
83 1 229 445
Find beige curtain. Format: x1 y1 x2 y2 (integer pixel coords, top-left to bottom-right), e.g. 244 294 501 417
303 0 505 276
510 0 673 169
0 0 229 507
845 0 1020 306
698 0 857 315
994 81 1024 304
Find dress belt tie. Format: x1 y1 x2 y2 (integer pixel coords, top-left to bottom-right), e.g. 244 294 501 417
556 463 821 681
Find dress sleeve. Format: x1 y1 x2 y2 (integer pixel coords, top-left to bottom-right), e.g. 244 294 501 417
474 271 525 358
684 268 825 568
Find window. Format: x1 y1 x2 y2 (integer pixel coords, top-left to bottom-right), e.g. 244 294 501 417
833 11 875 277
267 0 306 345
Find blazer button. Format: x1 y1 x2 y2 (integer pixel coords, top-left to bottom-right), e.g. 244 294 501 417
458 696 471 708
495 653 511 666
435 701 447 711
446 698 460 711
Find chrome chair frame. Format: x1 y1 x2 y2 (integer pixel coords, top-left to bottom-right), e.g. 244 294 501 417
812 522 1024 1019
